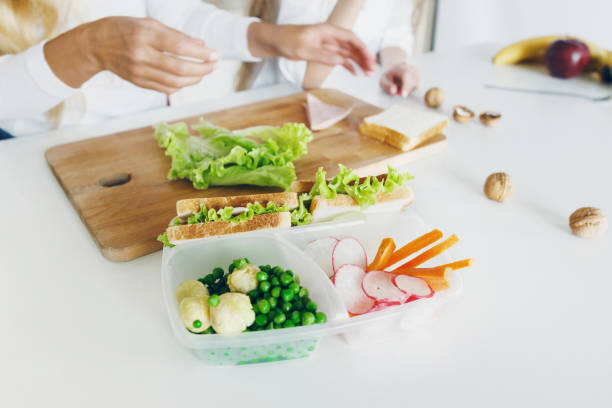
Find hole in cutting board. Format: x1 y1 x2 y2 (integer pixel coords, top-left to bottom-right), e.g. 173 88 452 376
99 173 131 187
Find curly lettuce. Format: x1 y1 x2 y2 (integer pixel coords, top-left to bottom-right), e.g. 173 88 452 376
154 121 312 191
187 201 289 226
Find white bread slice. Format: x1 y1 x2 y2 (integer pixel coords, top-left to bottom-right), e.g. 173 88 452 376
176 192 298 216
305 93 352 131
309 185 414 223
166 212 292 243
359 104 449 151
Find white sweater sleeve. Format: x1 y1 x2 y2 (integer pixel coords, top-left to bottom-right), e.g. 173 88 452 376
379 0 414 55
145 0 260 61
0 41 77 121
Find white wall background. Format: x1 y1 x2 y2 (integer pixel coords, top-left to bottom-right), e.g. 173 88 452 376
435 0 612 51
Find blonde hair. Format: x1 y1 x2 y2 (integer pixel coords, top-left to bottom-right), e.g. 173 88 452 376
0 0 73 126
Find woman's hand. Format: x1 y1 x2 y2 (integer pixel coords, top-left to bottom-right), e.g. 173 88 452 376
249 22 376 75
44 17 219 94
380 62 420 97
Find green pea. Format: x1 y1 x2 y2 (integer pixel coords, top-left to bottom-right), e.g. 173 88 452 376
306 300 317 312
293 275 300 285
315 312 327 323
267 297 278 309
255 314 268 326
202 274 215 286
290 310 301 323
274 313 286 325
298 287 308 298
281 302 292 312
292 299 304 310
269 276 280 286
256 299 270 314
212 267 224 279
284 270 294 276
259 281 271 293
266 322 274 330
208 294 220 307
272 266 283 275
289 282 300 294
203 327 214 334
280 273 293 287
256 271 268 282
301 312 315 326
233 258 248 270
270 286 281 298
252 303 259 313
272 308 282 317
192 319 202 328
281 289 294 302
249 289 260 299
283 321 295 328
264 265 272 272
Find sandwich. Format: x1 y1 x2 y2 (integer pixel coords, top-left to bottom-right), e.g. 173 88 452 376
359 104 449 151
158 192 298 247
158 165 414 247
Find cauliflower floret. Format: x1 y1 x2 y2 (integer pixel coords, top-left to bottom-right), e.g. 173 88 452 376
210 293 255 335
179 295 211 333
227 264 259 294
175 279 209 304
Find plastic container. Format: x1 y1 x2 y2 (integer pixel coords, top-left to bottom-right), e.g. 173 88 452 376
161 210 463 365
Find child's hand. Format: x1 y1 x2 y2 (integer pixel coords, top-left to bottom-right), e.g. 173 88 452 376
380 63 420 97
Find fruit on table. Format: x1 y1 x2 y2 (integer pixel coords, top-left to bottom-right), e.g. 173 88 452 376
546 39 590 78
484 172 514 202
453 105 475 123
424 87 444 108
479 111 502 127
209 292 255 335
569 207 608 238
493 35 612 84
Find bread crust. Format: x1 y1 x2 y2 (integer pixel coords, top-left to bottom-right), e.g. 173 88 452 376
309 185 414 213
166 212 292 242
176 192 298 216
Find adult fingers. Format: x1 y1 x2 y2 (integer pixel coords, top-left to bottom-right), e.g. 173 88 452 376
150 52 218 77
341 59 357 75
149 20 220 62
321 25 376 74
398 67 420 97
135 65 205 92
380 74 398 95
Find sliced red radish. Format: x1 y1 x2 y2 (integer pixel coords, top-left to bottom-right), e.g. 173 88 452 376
304 237 338 278
392 275 434 301
333 264 375 315
368 300 402 313
362 270 408 303
332 237 367 273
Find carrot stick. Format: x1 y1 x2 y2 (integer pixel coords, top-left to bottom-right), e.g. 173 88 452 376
391 266 452 291
367 238 396 271
436 258 474 271
391 234 459 271
383 229 443 269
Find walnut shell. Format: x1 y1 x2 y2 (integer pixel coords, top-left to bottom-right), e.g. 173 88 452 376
569 207 608 238
484 172 514 202
424 87 444 108
480 111 502 126
453 105 475 123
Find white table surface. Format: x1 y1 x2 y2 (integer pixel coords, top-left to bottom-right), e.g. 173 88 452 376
1 44 611 407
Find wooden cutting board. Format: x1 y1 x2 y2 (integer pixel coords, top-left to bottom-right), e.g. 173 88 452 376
46 89 446 262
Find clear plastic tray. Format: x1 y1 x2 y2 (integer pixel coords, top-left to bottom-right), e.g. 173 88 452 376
161 210 463 365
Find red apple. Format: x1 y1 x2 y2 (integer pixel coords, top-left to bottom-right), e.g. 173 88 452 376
545 39 590 78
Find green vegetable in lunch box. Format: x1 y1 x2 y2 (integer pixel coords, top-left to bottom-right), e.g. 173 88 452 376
175 258 325 335
154 121 313 191
187 201 289 225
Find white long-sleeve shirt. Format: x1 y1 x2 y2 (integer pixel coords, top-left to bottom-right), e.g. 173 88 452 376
0 0 259 137
250 0 414 89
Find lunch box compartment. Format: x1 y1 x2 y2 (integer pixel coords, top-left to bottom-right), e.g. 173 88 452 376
162 210 463 364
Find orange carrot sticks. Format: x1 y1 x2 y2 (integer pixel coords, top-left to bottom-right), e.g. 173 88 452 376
392 266 452 291
383 229 443 269
367 238 396 271
436 258 474 271
391 234 459 271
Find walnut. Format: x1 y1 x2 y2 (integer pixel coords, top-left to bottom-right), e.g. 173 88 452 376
424 87 444 108
484 172 514 202
569 207 608 238
480 111 502 126
453 105 475 123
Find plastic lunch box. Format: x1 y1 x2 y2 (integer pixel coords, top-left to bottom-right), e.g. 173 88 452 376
161 210 463 365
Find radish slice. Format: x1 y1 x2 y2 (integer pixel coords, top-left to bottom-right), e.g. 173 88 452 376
304 237 338 278
368 300 401 313
392 275 434 301
333 264 375 315
362 270 408 303
332 237 367 273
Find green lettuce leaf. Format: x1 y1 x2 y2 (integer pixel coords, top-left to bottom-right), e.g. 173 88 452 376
154 121 313 191
186 201 289 226
291 194 313 226
157 232 175 248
